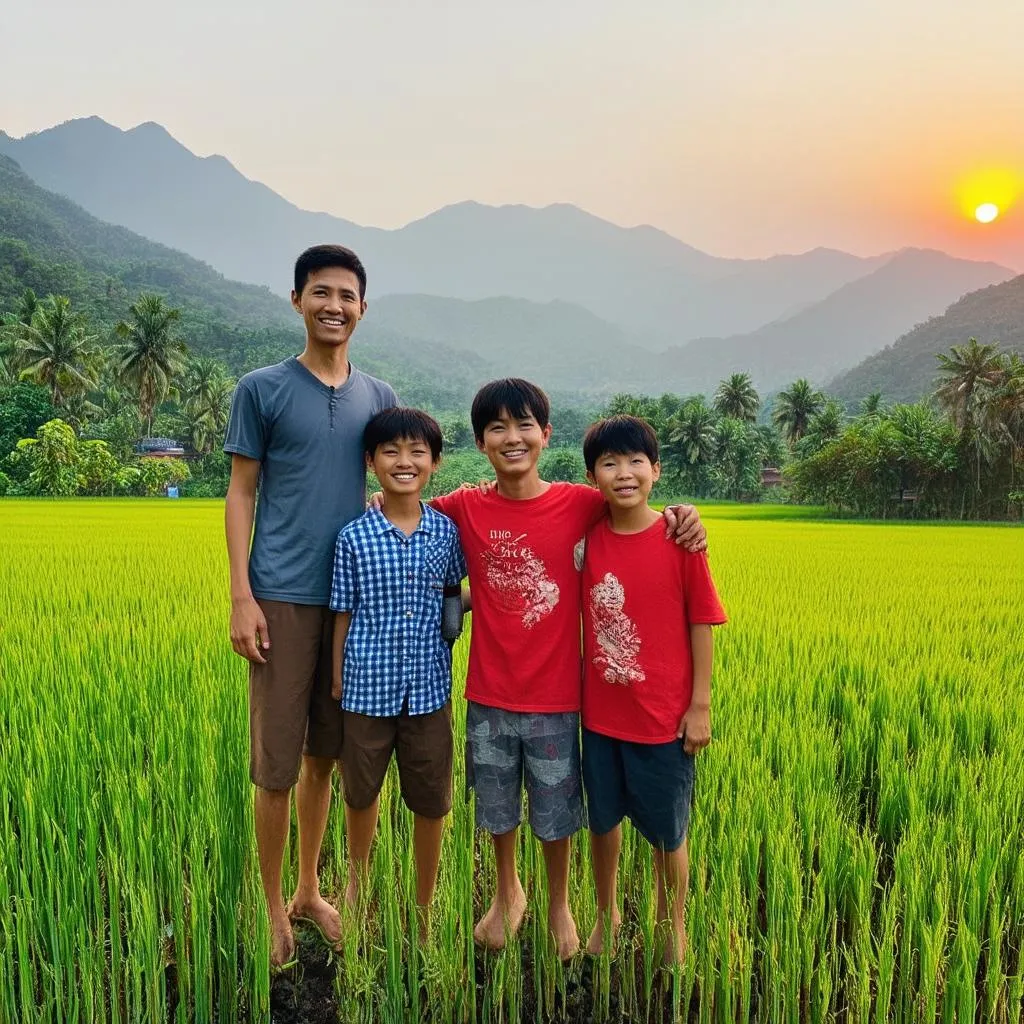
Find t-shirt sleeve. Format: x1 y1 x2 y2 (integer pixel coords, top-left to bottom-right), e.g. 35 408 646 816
682 551 727 625
329 532 357 612
446 531 468 586
223 379 267 460
429 487 464 524
578 485 608 529
379 382 400 411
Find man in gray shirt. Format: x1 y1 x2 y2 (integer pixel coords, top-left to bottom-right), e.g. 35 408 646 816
224 245 397 971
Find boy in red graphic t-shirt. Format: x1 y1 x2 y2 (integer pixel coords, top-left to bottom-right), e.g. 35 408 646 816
429 380 707 959
579 415 726 966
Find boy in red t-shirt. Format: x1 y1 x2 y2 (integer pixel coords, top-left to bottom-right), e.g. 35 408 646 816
579 415 726 965
430 380 706 960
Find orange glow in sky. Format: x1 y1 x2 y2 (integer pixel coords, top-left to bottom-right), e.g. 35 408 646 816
957 168 1018 223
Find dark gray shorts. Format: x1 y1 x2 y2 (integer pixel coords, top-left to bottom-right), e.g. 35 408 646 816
464 702 584 842
582 728 695 852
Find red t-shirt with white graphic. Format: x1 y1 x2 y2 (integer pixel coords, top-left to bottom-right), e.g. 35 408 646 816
582 517 727 743
432 482 606 712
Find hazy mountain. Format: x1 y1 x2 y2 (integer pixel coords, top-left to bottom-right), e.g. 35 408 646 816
657 249 1015 395
0 117 892 341
0 151 293 335
367 293 656 393
828 274 1024 404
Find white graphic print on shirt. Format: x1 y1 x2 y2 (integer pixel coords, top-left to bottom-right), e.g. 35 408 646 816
483 530 559 627
590 572 645 685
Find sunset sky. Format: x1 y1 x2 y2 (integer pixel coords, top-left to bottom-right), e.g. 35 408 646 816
2 0 1022 268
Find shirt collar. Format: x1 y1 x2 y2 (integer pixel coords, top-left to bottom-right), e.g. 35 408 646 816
370 502 434 536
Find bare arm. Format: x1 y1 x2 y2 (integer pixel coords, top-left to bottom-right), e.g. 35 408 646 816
225 454 270 663
461 582 472 613
678 624 713 753
331 611 352 701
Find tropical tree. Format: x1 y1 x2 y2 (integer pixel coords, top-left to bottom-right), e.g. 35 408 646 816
713 417 762 498
115 294 188 436
772 378 825 444
0 288 40 382
934 338 1003 431
859 392 884 420
13 418 84 496
664 398 718 495
10 296 102 409
186 374 235 455
797 399 846 456
713 373 760 423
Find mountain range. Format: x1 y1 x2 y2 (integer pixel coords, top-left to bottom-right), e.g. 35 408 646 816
828 274 1024 403
0 118 946 343
1 116 1021 404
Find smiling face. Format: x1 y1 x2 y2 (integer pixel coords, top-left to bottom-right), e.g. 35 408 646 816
588 450 661 511
291 267 366 349
476 407 551 484
369 436 439 499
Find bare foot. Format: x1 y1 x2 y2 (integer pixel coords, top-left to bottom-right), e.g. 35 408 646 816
286 891 343 947
473 885 527 949
269 911 295 970
586 909 622 955
548 902 580 960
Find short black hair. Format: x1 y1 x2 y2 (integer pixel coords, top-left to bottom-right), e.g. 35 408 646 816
363 407 443 461
470 378 551 441
583 415 660 473
294 244 367 299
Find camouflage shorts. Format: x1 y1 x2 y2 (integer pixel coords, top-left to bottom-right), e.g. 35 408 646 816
465 702 584 842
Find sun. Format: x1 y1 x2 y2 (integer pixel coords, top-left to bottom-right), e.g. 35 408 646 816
958 168 1017 223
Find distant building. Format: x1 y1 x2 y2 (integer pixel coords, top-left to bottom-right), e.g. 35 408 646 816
135 437 191 460
760 467 783 488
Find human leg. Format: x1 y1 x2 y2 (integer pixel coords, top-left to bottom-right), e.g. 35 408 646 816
395 702 454 940
248 601 326 967
541 836 579 959
474 826 528 949
581 728 627 954
621 741 695 966
523 712 585 959
652 839 689 965
254 785 295 967
464 702 528 948
340 711 396 909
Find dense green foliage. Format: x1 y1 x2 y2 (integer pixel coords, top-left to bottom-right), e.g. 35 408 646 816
3 287 1021 517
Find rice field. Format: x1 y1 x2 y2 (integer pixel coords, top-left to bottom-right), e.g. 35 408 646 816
1 499 1022 1024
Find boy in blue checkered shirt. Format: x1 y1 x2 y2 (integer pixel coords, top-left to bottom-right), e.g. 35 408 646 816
330 407 467 939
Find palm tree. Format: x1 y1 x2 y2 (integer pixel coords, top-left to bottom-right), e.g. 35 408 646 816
934 338 1003 431
181 357 225 409
859 392 884 420
115 294 187 436
934 340 1005 499
664 398 718 494
13 295 102 409
187 374 236 455
799 399 846 455
772 378 825 444
714 373 760 423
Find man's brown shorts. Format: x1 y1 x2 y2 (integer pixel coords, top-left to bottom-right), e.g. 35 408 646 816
341 702 453 819
249 600 341 791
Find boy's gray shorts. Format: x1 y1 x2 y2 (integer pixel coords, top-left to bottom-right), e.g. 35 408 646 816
465 701 584 842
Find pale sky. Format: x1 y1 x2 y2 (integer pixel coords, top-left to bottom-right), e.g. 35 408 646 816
2 0 1023 268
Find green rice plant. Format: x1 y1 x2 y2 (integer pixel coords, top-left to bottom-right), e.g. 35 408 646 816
0 500 1021 1022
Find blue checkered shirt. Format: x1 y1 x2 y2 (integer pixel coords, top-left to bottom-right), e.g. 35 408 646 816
329 504 467 716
